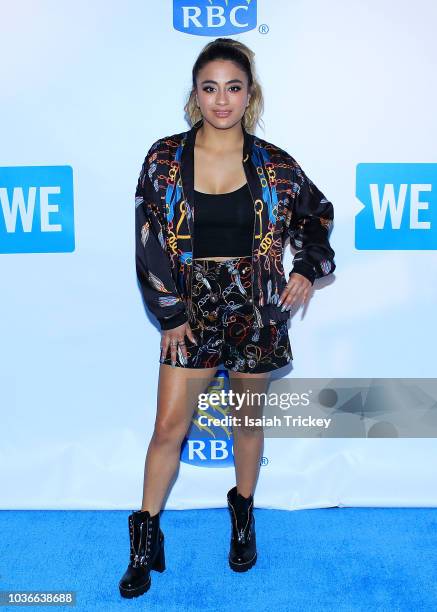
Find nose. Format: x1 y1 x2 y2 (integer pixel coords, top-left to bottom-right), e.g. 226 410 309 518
215 88 229 105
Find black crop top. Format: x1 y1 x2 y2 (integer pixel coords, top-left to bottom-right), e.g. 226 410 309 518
192 183 254 258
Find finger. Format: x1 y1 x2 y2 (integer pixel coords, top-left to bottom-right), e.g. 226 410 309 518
283 282 306 310
185 325 198 346
279 275 302 305
281 282 300 309
289 283 307 307
278 285 292 306
293 281 312 307
178 335 188 365
160 336 170 363
302 286 311 305
170 337 178 367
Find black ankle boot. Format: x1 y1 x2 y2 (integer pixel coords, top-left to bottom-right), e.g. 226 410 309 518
119 509 166 598
226 486 257 572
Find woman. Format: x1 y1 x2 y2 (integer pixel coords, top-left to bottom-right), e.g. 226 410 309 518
119 37 336 598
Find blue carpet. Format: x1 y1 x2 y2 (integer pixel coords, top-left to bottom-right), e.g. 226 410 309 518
1 508 436 611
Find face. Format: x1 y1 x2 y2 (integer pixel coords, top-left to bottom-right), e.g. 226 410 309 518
195 59 251 130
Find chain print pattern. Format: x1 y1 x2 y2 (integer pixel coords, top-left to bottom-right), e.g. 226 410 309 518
161 256 293 373
135 123 336 331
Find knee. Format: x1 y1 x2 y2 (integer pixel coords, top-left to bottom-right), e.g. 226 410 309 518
232 415 264 438
152 418 186 447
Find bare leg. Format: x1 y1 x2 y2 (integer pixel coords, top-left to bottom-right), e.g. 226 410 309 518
140 364 217 515
228 371 272 498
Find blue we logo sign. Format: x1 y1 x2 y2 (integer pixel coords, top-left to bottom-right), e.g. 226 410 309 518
173 0 257 36
0 166 75 254
355 163 437 249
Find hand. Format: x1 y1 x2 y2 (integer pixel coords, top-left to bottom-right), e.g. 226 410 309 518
160 322 198 367
278 272 312 311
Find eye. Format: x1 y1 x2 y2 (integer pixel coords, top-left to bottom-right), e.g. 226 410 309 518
201 86 242 93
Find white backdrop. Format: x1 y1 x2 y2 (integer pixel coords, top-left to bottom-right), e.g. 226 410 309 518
1 0 437 509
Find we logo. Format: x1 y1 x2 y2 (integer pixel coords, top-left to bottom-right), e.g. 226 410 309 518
0 166 75 253
355 163 437 249
173 0 257 36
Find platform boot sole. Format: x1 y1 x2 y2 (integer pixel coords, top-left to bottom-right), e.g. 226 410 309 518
228 551 257 572
119 575 152 599
119 536 166 598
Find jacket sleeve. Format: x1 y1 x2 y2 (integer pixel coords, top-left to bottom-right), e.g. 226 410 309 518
287 163 336 285
135 144 189 331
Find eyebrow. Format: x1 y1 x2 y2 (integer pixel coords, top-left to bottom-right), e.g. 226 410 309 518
200 79 244 85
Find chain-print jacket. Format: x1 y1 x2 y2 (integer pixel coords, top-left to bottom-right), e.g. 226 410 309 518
135 118 336 331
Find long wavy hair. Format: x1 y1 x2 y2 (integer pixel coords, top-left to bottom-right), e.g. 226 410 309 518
184 37 264 134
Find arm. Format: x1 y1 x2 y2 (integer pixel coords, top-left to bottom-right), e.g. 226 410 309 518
288 164 336 285
135 145 188 331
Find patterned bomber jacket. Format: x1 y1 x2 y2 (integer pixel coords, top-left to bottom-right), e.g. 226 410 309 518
135 118 336 331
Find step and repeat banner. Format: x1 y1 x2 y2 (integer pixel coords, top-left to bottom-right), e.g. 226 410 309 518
1 0 437 510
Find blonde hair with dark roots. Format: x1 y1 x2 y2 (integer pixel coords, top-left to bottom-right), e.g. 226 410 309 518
184 37 264 134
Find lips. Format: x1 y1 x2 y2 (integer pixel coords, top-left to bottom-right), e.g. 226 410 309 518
213 111 232 117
